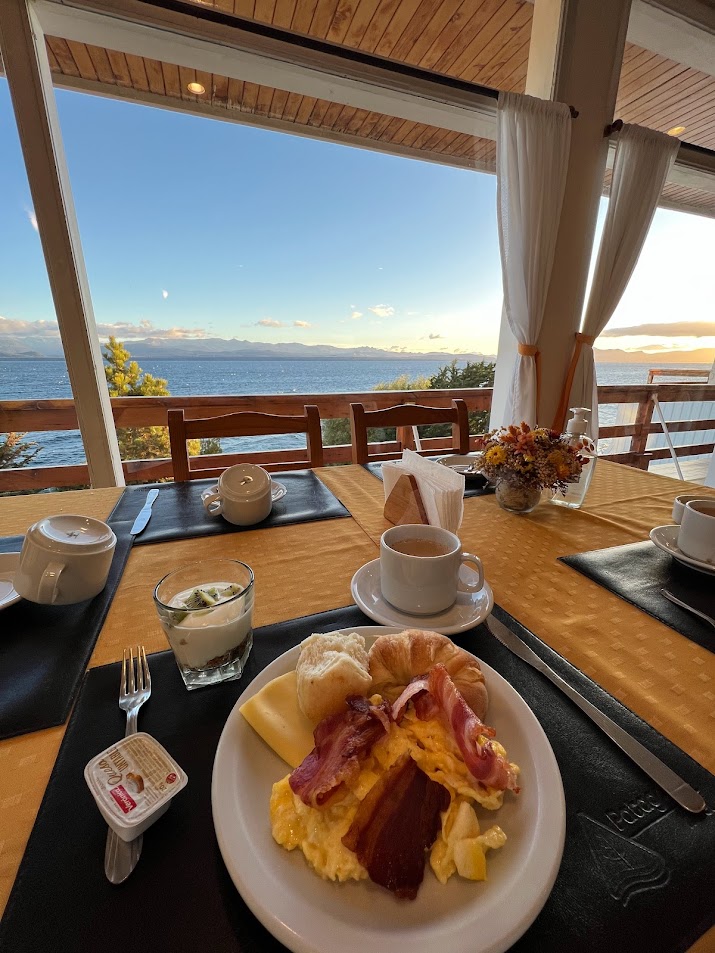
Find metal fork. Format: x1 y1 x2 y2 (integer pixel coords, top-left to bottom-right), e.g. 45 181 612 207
104 646 152 884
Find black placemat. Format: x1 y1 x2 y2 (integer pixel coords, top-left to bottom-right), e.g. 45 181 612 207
363 461 495 499
560 541 714 653
108 470 349 545
0 527 133 741
2 604 712 953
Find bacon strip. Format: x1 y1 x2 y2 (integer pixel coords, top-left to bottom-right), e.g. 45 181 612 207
289 696 391 807
342 752 449 900
392 665 519 793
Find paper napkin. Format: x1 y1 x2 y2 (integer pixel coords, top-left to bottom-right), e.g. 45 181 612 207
382 449 465 533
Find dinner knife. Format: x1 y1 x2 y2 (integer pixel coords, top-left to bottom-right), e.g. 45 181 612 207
130 489 159 536
486 615 706 814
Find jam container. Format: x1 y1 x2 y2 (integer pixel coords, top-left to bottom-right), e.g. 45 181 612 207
84 732 188 842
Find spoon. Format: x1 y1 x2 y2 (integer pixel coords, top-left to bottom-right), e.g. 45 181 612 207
660 588 715 630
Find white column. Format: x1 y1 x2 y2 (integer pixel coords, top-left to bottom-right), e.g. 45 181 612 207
491 0 632 428
0 0 124 487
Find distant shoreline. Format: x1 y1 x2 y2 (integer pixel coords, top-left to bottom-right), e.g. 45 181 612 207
1 355 712 366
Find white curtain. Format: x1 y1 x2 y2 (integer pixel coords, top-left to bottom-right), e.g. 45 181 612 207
559 125 679 437
492 91 572 428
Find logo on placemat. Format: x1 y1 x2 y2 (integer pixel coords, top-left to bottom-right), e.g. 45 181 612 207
605 792 670 836
578 813 669 906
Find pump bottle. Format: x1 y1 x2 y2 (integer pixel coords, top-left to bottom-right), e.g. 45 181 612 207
551 407 597 509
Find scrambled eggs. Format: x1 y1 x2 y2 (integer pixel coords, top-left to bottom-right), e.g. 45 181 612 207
270 705 516 884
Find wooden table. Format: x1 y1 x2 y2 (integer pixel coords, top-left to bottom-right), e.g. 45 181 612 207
1 461 713 950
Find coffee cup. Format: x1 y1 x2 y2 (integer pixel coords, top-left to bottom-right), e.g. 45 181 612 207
678 500 715 565
672 494 712 525
380 524 484 616
201 464 274 526
14 515 117 605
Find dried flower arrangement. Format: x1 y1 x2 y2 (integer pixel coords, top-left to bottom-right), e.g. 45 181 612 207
474 422 585 493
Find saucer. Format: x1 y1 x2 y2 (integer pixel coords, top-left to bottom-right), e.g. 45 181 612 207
351 558 493 634
271 480 287 503
649 525 715 576
437 455 488 482
0 552 22 611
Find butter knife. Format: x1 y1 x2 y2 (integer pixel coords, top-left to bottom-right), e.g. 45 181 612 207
130 489 159 536
486 615 706 813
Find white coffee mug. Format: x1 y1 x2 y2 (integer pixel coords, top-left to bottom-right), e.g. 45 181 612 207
678 500 715 565
201 464 275 526
380 524 484 616
14 515 117 605
672 494 711 525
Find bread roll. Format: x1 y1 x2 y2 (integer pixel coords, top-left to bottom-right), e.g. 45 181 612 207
368 630 488 720
296 632 372 723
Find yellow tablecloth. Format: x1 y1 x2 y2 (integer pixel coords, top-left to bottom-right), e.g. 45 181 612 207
1 463 714 952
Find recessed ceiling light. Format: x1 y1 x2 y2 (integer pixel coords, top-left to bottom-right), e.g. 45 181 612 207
187 82 206 95
667 125 686 136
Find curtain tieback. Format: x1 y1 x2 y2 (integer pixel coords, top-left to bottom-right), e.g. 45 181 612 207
517 344 541 421
552 331 596 431
575 333 596 346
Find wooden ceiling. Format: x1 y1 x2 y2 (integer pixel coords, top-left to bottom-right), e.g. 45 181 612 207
20 0 715 215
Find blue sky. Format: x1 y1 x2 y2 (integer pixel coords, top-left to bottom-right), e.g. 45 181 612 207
1 78 714 356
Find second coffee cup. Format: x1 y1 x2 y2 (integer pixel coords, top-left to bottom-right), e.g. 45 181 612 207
380 524 484 616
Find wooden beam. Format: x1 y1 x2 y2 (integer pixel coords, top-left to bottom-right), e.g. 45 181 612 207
34 0 499 140
629 0 715 80
0 0 124 487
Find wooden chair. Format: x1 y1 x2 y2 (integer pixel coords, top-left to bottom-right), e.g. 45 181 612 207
167 405 324 481
349 399 470 465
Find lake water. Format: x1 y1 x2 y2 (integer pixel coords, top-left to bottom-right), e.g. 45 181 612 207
1 358 710 466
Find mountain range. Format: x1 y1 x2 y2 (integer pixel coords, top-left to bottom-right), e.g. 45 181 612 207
0 335 713 365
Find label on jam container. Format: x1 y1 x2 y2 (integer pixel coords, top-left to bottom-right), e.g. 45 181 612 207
85 732 187 831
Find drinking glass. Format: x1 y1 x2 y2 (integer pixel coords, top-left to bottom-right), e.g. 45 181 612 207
153 558 254 690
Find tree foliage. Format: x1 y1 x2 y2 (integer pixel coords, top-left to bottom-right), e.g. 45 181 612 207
0 432 40 469
102 337 216 461
322 359 495 447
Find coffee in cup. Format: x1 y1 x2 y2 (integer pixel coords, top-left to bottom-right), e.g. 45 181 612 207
14 515 116 605
380 524 484 615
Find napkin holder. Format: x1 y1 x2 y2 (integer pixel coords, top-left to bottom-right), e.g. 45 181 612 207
383 474 429 526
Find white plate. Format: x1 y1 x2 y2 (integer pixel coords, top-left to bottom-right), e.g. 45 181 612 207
212 626 565 953
0 552 21 611
649 525 715 576
271 480 287 503
351 558 493 634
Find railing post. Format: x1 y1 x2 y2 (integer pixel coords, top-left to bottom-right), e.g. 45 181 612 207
631 388 655 469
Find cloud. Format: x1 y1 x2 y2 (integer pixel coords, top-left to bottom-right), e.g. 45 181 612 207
600 321 715 338
428 333 444 340
293 320 311 328
0 315 208 340
369 304 395 318
96 320 207 339
256 319 286 328
162 289 169 299
25 207 38 232
350 311 363 320
0 315 59 338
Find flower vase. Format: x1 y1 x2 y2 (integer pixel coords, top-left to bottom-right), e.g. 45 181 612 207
495 478 541 515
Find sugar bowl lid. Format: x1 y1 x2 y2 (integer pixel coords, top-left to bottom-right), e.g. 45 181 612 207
29 515 116 554
220 464 272 499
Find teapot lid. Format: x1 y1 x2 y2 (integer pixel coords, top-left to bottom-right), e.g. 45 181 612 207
29 515 116 554
220 464 271 499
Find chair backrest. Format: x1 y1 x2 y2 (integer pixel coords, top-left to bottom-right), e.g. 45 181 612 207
167 405 324 481
349 399 469 464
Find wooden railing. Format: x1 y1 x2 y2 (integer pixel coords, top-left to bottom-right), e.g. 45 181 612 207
1 382 714 491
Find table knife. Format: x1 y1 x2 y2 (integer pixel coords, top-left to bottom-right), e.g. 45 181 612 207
486 615 706 814
130 489 159 536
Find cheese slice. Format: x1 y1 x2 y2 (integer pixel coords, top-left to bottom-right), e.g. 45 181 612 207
240 671 316 768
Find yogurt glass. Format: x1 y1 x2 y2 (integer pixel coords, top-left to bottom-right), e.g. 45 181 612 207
153 558 254 690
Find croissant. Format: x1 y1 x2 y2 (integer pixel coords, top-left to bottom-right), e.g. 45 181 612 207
368 629 488 720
